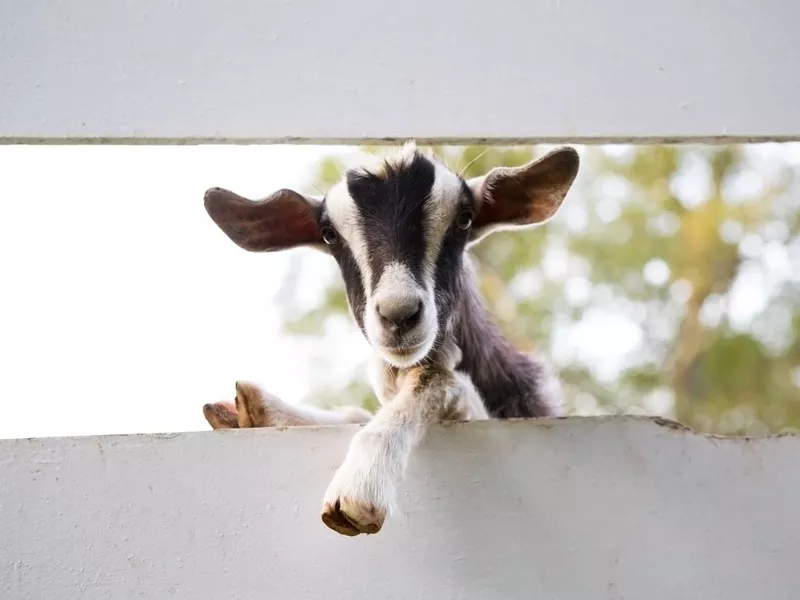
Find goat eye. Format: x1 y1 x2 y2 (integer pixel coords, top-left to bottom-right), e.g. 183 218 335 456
456 210 473 231
321 226 338 245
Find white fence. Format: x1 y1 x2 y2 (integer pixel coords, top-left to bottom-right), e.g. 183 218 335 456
2 1 800 599
3 419 800 599
2 0 800 144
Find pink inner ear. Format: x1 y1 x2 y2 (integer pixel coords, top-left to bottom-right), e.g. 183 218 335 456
204 187 322 252
473 148 579 230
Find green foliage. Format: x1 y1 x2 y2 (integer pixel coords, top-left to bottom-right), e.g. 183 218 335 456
277 143 800 436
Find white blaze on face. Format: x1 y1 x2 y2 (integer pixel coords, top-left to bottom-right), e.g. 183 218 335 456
325 179 372 289
324 148 468 368
365 261 438 366
423 161 463 286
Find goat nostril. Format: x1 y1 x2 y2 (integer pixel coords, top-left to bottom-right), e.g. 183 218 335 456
404 300 423 327
376 298 423 330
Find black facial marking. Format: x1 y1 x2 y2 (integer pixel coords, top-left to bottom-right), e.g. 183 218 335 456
317 150 559 419
318 206 367 334
346 154 435 291
432 184 474 341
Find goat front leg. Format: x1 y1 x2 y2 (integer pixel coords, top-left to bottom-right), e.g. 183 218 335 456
203 381 372 429
320 366 485 536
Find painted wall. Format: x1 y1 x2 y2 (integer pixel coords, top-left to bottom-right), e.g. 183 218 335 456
2 418 799 599
1 0 799 143
3 3 798 598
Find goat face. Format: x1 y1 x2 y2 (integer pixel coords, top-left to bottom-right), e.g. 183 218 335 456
204 143 579 368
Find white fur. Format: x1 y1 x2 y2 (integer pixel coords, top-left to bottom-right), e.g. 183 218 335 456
325 149 466 370
451 370 491 420
395 140 418 169
323 404 420 519
534 357 565 417
234 380 371 426
366 262 437 367
423 161 463 282
319 146 567 536
349 141 418 180
323 357 484 527
326 180 373 291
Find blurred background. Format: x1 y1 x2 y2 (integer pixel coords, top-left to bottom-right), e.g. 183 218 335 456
0 142 798 439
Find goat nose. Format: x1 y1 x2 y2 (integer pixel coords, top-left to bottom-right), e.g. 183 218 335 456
377 296 423 331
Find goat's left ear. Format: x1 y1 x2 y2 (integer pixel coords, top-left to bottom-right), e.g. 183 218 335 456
467 147 579 244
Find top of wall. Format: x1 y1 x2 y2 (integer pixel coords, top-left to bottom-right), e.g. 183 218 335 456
2 0 799 144
2 417 800 599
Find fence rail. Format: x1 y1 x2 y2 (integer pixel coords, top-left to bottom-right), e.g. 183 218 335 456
2 417 799 599
3 1 800 598
2 0 799 144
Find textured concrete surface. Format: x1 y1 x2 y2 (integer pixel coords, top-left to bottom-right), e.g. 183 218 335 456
2 0 799 143
2 417 799 599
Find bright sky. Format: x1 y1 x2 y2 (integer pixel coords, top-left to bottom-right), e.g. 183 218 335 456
0 145 365 439
1 144 797 439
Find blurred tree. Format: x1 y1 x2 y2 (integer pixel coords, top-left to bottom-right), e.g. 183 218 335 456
276 144 800 436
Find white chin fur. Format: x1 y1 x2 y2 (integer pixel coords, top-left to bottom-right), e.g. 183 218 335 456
375 335 436 369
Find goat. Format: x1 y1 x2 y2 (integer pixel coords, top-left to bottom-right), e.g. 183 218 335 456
202 142 580 536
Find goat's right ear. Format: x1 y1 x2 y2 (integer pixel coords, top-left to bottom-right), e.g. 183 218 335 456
204 187 323 252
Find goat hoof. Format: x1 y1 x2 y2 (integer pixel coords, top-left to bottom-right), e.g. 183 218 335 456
321 498 385 536
202 401 239 430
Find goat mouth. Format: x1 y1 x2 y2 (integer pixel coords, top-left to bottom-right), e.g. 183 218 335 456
377 340 432 367
385 344 423 356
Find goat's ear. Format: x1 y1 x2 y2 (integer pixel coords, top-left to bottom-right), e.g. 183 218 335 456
466 147 579 244
204 187 323 252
